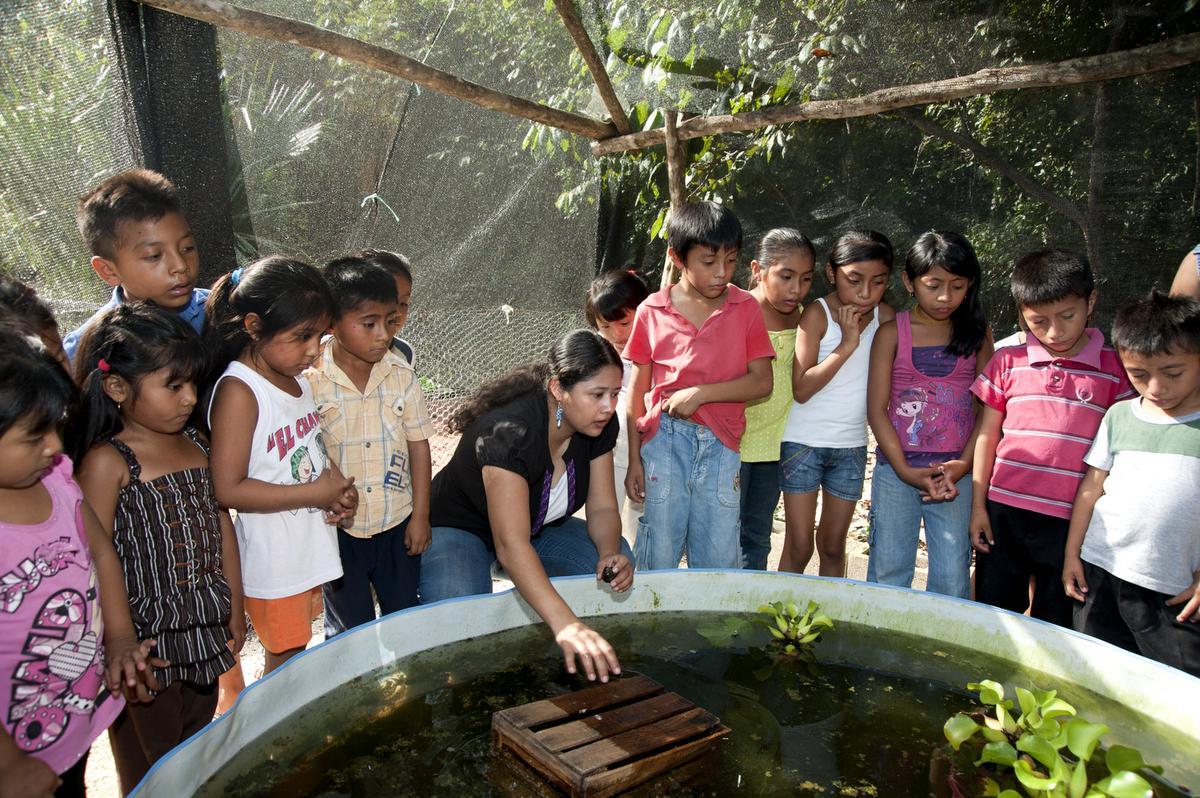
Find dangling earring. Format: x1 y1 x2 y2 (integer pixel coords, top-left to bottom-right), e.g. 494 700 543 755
555 404 563 429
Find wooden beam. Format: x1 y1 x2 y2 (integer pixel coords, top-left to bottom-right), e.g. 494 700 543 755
136 0 617 140
591 32 1200 155
660 108 686 287
551 0 631 135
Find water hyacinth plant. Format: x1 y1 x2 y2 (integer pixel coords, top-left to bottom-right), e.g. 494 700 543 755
944 679 1162 798
695 599 833 654
756 600 834 655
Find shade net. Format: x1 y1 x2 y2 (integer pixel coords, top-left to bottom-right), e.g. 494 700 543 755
3 0 1199 464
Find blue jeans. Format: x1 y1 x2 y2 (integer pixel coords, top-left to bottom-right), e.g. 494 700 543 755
634 415 742 570
739 460 780 570
418 516 632 604
779 442 867 501
866 460 972 598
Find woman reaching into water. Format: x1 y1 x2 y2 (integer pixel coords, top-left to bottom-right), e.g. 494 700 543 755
420 329 634 682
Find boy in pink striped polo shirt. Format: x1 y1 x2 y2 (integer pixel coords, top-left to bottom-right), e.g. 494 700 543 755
970 250 1134 626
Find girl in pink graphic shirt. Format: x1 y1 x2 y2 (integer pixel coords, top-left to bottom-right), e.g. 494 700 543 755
0 328 157 797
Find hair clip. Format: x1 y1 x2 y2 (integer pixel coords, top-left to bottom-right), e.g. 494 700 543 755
230 267 243 286
97 358 111 373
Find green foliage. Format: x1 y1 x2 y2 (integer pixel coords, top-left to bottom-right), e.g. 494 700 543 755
0 0 127 310
696 599 833 655
755 600 833 655
944 680 1163 798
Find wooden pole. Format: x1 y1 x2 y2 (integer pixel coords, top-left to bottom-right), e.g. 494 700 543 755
660 108 687 288
551 0 631 135
591 32 1200 155
135 0 617 140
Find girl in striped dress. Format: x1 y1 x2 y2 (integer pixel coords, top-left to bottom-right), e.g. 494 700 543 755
69 303 244 794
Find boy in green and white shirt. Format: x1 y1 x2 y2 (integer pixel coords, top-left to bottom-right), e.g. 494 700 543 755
1063 290 1200 676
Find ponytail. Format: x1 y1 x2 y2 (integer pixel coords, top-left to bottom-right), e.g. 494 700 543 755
203 256 336 385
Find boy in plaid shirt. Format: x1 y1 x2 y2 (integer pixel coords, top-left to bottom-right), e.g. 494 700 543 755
304 256 434 635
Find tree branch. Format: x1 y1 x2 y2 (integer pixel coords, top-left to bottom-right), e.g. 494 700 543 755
900 109 1087 231
136 0 617 140
551 0 631 134
591 32 1200 155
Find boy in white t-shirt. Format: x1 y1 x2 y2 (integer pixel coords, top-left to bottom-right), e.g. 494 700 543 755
1063 290 1200 676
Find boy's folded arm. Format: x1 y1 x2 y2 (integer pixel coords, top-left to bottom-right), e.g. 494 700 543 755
692 357 773 405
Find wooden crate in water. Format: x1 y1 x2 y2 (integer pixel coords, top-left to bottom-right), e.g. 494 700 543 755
492 674 729 797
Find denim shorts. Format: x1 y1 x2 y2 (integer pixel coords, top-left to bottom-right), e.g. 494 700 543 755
779 442 867 502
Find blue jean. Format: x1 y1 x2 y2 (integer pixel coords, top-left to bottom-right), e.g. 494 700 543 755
779 443 867 501
866 460 972 598
418 516 632 604
739 460 780 570
634 415 742 570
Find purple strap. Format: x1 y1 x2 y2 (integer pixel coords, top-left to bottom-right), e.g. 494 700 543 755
531 459 576 534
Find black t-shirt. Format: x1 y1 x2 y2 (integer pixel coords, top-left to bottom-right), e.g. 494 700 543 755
429 390 619 550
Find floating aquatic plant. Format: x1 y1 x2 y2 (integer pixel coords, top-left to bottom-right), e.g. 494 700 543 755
695 599 833 655
944 679 1162 798
756 600 834 655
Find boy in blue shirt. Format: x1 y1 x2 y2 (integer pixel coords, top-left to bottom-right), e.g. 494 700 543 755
64 169 207 359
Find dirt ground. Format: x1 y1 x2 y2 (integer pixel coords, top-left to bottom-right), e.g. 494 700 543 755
83 453 930 796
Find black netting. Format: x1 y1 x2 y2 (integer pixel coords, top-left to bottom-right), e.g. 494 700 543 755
4 0 1199 456
1 0 137 329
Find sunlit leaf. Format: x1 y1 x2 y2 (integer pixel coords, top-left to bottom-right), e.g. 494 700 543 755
1017 733 1061 771
1065 719 1108 762
969 680 1006 706
974 740 1018 767
944 714 979 749
1103 746 1154 776
1013 758 1059 791
1093 770 1153 798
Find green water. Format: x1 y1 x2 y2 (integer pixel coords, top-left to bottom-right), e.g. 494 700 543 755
202 612 1196 798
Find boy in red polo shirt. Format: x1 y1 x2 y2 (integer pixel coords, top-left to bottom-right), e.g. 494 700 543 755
624 202 775 569
970 250 1134 626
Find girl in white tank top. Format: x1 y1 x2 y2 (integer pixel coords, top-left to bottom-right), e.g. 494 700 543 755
205 257 357 674
779 231 895 578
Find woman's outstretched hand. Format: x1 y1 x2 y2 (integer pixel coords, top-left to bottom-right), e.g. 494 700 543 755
596 554 634 592
555 622 621 683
